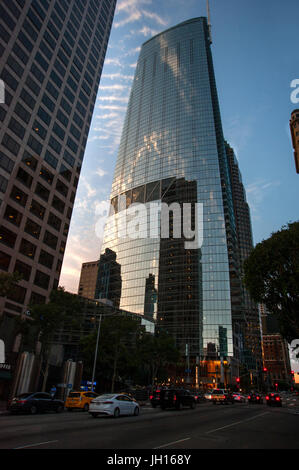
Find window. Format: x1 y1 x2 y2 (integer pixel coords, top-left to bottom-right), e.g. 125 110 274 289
8 117 26 140
20 89 35 111
19 238 36 259
22 151 38 171
0 175 8 193
48 212 62 231
39 166 54 185
0 151 14 173
52 195 65 214
49 135 62 154
10 186 28 207
35 182 50 201
30 199 45 220
6 55 24 78
25 75 40 96
7 285 26 305
27 134 43 156
44 150 58 169
55 179 68 197
30 291 46 304
16 167 33 188
67 137 78 154
14 259 31 281
0 225 17 248
24 218 41 239
32 120 47 140
37 106 51 126
2 133 20 156
63 149 75 167
56 109 68 128
42 92 55 112
59 163 72 182
4 205 22 226
34 270 50 290
53 122 65 141
0 251 11 271
14 102 31 124
43 230 58 250
39 249 54 269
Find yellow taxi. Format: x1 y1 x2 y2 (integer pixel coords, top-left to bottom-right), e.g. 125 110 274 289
65 391 98 411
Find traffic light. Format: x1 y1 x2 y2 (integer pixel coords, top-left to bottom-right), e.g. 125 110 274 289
236 377 240 383
263 367 268 372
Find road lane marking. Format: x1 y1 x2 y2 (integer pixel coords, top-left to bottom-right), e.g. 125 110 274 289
14 440 58 449
206 412 269 435
154 438 191 449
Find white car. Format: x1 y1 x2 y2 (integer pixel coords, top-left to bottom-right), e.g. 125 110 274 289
89 394 140 418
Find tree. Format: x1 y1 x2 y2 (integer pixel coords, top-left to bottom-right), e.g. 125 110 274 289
243 221 299 342
27 287 82 390
0 272 23 297
137 330 180 386
80 315 141 392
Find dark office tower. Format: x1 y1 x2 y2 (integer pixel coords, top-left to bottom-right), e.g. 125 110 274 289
101 18 241 385
225 142 263 372
144 273 157 320
0 1 116 326
290 110 299 173
94 248 122 308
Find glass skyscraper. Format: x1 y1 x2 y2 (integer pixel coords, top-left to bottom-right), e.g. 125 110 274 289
0 0 116 353
100 17 260 383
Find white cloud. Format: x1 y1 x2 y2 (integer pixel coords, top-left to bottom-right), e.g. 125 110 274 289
98 96 129 103
95 167 108 177
102 73 134 81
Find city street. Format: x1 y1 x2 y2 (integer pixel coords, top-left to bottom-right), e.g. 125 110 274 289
1 400 299 450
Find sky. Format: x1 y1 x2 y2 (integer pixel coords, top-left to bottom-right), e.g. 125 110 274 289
60 0 299 300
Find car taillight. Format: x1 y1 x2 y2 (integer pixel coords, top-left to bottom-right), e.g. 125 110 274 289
257 396 260 400
17 400 26 404
248 396 251 399
266 396 269 400
174 395 177 401
276 397 280 401
149 395 153 400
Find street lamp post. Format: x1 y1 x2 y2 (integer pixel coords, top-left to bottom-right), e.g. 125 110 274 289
91 314 102 392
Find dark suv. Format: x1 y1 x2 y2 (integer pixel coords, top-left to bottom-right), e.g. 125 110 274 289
149 388 164 408
160 389 196 410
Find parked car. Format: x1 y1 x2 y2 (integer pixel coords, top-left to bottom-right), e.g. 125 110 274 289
204 391 213 401
8 392 64 415
159 389 197 410
194 391 206 403
211 389 235 405
247 392 263 404
232 392 246 403
265 393 282 407
65 391 98 412
89 394 140 418
149 388 164 408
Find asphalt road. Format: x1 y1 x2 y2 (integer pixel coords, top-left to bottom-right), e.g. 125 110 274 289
1 400 299 450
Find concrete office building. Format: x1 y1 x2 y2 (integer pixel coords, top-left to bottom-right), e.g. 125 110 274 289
0 0 116 359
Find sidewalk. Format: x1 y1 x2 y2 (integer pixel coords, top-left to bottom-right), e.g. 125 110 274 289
0 401 9 415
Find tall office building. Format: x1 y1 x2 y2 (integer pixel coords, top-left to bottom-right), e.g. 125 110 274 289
226 142 263 372
0 1 116 351
101 17 247 384
78 260 99 301
289 109 299 174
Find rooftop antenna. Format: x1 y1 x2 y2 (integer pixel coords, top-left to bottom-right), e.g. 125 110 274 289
206 0 212 44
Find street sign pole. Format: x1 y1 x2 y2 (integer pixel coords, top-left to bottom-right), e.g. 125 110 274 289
91 314 102 392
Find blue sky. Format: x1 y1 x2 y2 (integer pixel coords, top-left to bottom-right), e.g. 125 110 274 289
60 0 299 295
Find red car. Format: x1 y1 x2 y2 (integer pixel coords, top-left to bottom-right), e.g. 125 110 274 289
265 393 282 407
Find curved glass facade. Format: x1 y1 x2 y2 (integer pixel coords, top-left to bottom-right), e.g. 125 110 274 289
100 18 236 359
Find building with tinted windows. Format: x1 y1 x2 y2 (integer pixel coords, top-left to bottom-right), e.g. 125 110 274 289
289 109 299 174
100 17 254 386
0 0 116 360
